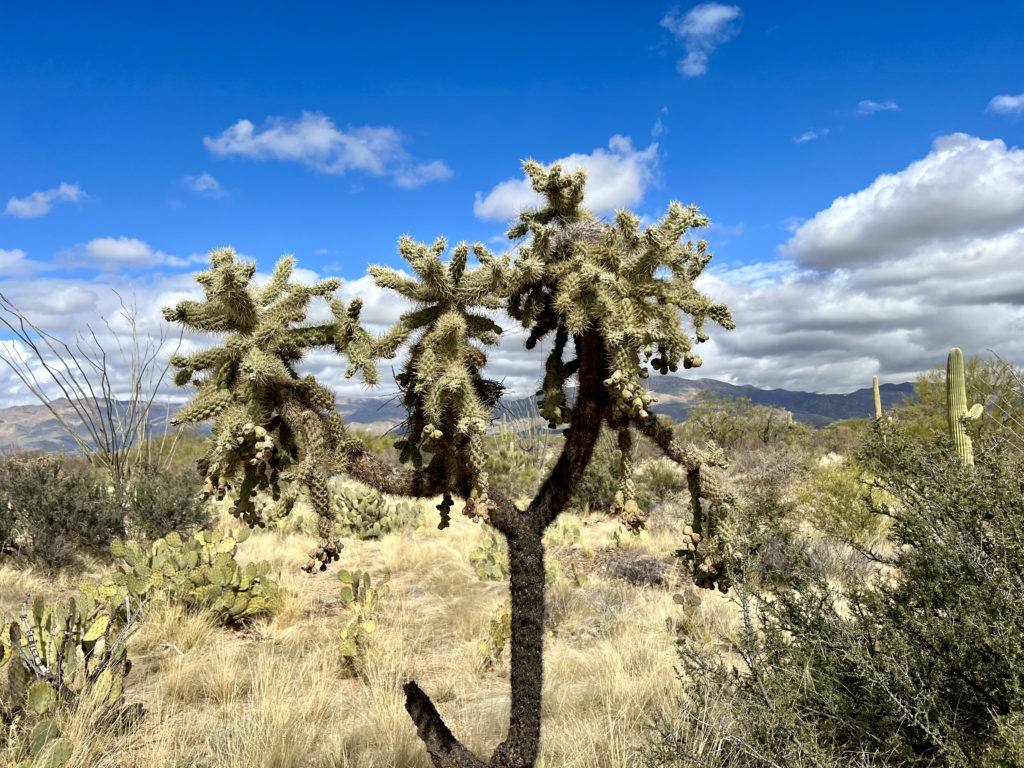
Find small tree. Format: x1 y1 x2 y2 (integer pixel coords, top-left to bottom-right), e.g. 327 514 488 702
162 161 735 768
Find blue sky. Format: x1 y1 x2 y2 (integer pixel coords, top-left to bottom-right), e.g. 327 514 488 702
2 2 1024 408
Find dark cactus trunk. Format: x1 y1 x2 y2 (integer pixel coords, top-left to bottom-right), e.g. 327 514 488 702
402 515 548 768
489 518 546 767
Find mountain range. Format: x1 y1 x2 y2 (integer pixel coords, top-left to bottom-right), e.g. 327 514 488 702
0 377 917 456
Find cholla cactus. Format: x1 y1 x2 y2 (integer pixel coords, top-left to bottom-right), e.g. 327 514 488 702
163 247 400 546
369 238 508 527
162 162 735 768
503 160 735 529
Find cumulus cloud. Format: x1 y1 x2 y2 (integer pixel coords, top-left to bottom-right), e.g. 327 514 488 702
782 133 1024 269
987 92 1024 115
0 249 53 277
793 128 829 144
856 99 900 115
5 183 86 219
678 132 1024 393
473 135 659 221
57 237 205 270
203 111 452 188
183 171 226 198
9 132 1024 409
661 3 742 78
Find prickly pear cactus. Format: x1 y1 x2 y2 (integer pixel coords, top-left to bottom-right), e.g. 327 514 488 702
477 603 512 670
338 615 378 679
105 527 281 626
543 559 587 587
0 587 141 735
469 528 509 582
8 716 73 768
337 569 390 614
329 484 425 540
336 568 390 679
295 483 426 543
542 516 581 550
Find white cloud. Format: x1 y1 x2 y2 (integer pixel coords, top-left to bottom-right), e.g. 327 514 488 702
5 183 86 219
84 237 174 267
661 3 742 78
392 160 453 189
9 132 1024 410
203 111 452 188
856 99 900 115
0 249 53 277
987 92 1024 115
473 135 660 221
782 133 1024 269
677 132 1024 393
183 171 226 198
56 237 204 270
793 128 828 144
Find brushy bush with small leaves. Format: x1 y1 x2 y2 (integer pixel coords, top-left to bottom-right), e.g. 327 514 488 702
637 418 1024 768
0 454 124 569
122 467 211 542
796 456 889 544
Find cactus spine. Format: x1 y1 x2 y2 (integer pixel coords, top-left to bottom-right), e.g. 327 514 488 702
873 376 882 420
946 348 983 467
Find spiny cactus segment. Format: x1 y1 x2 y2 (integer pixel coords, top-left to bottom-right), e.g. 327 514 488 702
370 238 508 525
163 247 398 542
505 161 734 433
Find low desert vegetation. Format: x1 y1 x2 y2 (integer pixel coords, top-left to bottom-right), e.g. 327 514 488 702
0 157 1022 766
2 355 1021 767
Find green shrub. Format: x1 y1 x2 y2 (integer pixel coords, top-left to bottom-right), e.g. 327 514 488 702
638 419 1024 768
634 457 688 503
569 429 620 514
0 454 124 568
797 456 888 544
483 431 546 502
122 467 211 542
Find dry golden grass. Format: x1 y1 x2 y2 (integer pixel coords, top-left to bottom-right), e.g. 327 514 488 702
0 487 744 768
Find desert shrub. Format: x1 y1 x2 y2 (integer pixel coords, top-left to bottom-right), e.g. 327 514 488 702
796 456 888 544
634 457 689 503
638 419 1024 768
122 466 211 542
680 390 791 452
0 454 124 568
822 417 873 455
483 429 547 502
569 428 621 514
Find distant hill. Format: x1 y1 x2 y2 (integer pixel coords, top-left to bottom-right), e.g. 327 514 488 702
0 377 917 456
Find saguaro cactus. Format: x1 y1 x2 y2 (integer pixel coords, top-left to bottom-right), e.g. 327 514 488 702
873 376 882 420
946 347 983 467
